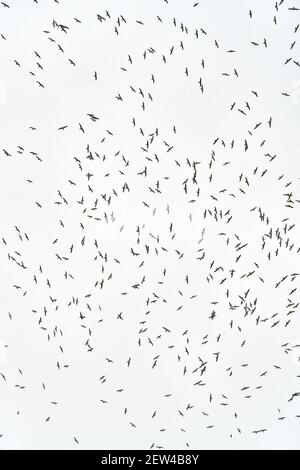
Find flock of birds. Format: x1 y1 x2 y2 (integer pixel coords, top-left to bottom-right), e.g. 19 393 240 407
0 0 300 450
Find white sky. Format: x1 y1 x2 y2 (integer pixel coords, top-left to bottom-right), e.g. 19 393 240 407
0 0 300 450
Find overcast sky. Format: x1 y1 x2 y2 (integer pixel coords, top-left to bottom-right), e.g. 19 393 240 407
0 0 300 450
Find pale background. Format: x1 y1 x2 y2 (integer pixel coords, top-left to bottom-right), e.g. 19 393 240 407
0 0 300 449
